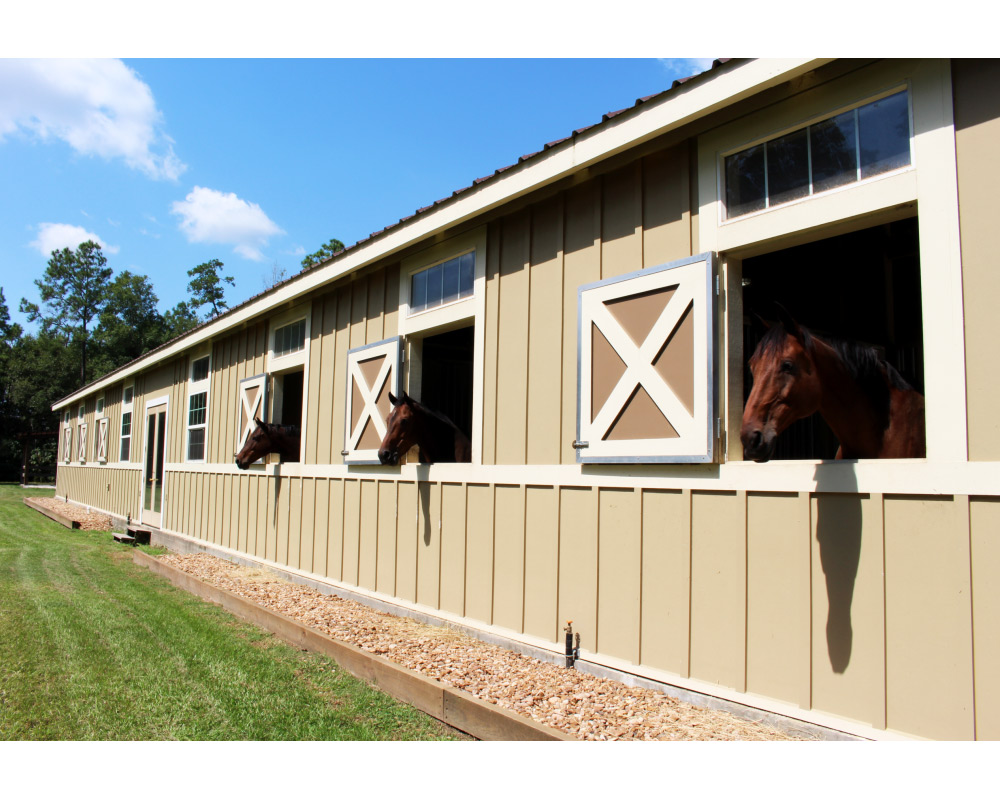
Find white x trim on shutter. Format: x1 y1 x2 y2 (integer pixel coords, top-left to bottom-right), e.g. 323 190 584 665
236 373 268 455
577 253 716 463
63 426 73 463
344 337 401 465
78 423 88 463
97 417 108 463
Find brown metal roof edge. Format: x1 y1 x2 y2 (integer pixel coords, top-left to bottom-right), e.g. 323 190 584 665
54 58 737 407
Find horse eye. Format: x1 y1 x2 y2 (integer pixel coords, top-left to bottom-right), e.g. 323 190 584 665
781 360 795 373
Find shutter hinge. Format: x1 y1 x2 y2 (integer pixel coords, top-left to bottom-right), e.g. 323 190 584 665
715 274 720 296
572 440 589 449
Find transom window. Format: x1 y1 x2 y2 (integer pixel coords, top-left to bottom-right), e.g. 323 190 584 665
273 319 306 357
724 89 911 219
409 251 474 316
191 355 210 382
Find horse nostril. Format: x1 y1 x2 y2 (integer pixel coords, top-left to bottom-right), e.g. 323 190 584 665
750 431 763 450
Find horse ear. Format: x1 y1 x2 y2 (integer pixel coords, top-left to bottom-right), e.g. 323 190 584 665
749 311 771 337
401 391 412 405
388 392 398 406
773 302 804 343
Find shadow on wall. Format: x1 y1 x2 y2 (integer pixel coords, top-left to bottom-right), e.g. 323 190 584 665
814 464 863 674
417 467 432 547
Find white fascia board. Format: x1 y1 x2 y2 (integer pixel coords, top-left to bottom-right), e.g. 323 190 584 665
53 58 830 412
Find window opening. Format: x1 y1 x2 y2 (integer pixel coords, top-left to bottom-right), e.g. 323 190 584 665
741 217 923 460
271 369 303 461
726 90 911 219
414 326 474 442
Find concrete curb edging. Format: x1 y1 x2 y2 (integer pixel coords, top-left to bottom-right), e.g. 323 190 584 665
132 550 574 742
23 497 80 529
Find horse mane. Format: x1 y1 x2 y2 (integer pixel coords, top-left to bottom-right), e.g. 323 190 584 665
757 322 916 415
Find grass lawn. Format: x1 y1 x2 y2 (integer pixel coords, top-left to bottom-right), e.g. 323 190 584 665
0 483 464 741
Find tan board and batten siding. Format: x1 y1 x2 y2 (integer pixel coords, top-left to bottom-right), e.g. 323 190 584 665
54 59 1000 741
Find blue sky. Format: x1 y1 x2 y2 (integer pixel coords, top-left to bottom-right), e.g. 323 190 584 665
0 57 715 331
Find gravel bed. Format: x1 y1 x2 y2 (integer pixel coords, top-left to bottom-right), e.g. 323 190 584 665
32 497 112 531
158 552 813 741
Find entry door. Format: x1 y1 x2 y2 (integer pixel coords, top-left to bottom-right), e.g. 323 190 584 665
142 404 167 527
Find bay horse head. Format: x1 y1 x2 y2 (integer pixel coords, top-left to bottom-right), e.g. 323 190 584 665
235 417 273 469
235 417 301 469
378 392 417 466
740 306 822 462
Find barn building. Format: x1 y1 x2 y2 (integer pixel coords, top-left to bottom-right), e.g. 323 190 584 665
52 59 1000 740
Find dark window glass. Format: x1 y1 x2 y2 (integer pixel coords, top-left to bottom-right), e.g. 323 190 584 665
123 386 133 404
192 356 209 382
188 428 206 461
767 128 810 207
859 91 910 179
725 145 766 217
411 268 427 313
442 257 460 304
274 319 305 357
459 252 475 296
120 411 131 461
188 392 207 427
810 110 857 193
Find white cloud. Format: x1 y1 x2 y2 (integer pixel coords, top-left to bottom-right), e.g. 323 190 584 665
171 186 284 262
0 59 185 180
30 222 119 256
658 58 716 81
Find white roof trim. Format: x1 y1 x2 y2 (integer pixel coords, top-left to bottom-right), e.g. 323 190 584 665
54 58 830 410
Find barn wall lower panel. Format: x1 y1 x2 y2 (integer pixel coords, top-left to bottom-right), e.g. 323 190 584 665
143 473 989 740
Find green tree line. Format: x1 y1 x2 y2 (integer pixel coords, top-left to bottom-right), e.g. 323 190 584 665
1 242 236 480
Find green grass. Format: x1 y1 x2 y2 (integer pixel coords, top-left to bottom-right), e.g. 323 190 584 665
0 484 464 741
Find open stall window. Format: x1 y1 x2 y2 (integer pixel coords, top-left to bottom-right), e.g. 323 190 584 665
266 306 309 462
397 229 485 463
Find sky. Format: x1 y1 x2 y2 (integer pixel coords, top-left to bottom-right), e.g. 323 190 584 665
0 57 715 332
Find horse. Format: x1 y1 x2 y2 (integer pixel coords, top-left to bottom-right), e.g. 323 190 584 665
378 391 471 465
740 306 925 462
235 417 302 469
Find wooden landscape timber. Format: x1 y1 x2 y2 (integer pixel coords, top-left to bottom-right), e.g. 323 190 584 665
134 550 574 742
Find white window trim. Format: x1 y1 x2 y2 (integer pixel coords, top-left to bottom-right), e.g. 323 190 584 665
398 227 487 464
120 383 134 463
265 302 311 464
186 350 211 463
267 304 310 372
699 58 967 466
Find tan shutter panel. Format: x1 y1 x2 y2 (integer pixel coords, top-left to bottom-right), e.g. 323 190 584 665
78 423 88 463
63 426 73 462
236 373 268 453
97 417 108 463
577 253 716 463
344 337 401 465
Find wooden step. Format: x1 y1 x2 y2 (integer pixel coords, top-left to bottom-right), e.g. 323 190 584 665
113 530 136 545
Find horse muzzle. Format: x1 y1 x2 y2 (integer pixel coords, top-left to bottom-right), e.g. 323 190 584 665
740 428 776 463
378 449 399 466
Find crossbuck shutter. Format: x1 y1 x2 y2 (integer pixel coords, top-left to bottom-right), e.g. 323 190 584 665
236 373 268 454
78 423 88 463
576 253 716 463
62 426 73 463
344 337 401 465
97 417 109 463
